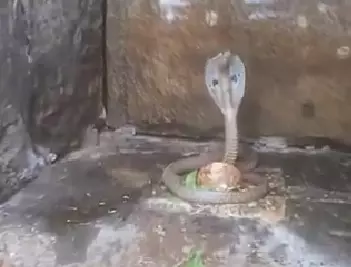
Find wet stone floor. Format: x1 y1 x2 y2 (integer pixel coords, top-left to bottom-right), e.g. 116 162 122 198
0 132 350 266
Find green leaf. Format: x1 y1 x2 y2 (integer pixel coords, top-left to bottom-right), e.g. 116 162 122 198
184 170 198 189
183 250 205 267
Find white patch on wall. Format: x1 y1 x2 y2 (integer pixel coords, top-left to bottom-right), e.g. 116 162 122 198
336 46 350 59
317 3 329 14
248 9 280 20
317 2 339 24
206 10 218 26
244 0 275 4
159 0 190 23
159 0 188 6
296 15 308 28
243 0 293 21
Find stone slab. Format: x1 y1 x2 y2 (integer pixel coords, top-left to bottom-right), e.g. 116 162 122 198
0 135 350 266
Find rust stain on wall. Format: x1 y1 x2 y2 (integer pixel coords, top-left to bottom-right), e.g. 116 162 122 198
107 0 351 144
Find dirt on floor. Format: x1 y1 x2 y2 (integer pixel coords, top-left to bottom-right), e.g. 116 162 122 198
0 132 350 266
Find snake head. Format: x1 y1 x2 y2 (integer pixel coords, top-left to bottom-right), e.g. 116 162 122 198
205 51 246 114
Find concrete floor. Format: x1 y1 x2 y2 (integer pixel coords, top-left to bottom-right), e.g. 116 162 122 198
0 132 350 266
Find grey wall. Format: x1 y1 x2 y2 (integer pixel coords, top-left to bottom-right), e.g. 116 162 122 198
0 0 102 201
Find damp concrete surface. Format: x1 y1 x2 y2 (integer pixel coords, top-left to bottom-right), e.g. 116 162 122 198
0 132 350 266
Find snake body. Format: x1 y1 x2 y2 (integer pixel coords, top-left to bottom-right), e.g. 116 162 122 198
162 146 267 204
223 110 239 165
161 52 268 204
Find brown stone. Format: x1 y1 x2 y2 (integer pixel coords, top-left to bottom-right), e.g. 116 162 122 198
107 0 351 144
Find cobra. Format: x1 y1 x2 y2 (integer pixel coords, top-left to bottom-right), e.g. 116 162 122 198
161 51 268 204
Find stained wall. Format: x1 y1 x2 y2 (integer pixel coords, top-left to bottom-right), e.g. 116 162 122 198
107 0 351 143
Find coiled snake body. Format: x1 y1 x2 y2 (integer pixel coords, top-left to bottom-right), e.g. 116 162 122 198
161 52 268 204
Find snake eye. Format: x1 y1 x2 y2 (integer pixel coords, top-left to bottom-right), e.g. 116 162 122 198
212 79 219 86
230 74 238 83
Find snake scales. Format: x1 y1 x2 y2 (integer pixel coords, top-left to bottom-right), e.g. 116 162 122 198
161 52 268 204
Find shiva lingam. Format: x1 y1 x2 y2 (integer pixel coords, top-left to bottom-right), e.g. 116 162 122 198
161 51 268 204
